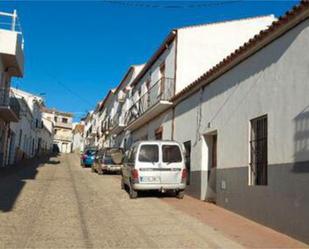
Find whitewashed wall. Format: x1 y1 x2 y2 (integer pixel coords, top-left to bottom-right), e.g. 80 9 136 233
133 40 176 96
175 15 276 93
173 19 309 198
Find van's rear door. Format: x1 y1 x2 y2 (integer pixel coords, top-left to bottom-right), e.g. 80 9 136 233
137 144 161 184
160 144 183 184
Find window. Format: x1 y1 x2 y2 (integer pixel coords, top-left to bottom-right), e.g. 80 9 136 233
250 115 268 185
62 118 68 123
162 145 182 163
138 145 159 163
54 117 58 122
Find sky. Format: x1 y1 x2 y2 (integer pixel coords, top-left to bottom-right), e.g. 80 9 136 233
1 0 298 121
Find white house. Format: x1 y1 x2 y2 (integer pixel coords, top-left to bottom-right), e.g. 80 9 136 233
104 64 144 149
8 88 53 164
42 108 73 153
0 10 24 167
138 2 309 243
108 15 276 148
72 123 84 153
90 2 309 243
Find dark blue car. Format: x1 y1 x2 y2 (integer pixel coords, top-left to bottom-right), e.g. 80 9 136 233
81 149 97 167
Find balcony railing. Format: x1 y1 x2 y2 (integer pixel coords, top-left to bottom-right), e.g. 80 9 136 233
54 134 72 142
0 88 20 121
0 10 24 49
126 77 174 124
9 97 20 119
54 121 72 129
0 88 10 107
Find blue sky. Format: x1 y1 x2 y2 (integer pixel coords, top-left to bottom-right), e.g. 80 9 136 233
1 1 297 121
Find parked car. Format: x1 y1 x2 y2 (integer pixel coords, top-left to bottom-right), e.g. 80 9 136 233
121 140 187 199
81 147 97 167
92 147 124 174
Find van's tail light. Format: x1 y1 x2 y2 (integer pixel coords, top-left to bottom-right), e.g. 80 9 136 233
132 169 139 183
181 168 187 183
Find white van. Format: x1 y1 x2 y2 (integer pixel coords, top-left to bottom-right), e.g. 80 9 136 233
121 140 187 199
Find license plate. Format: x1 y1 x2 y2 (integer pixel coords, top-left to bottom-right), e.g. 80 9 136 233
140 176 160 182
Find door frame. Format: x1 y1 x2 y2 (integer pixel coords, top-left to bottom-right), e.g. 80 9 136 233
203 131 218 203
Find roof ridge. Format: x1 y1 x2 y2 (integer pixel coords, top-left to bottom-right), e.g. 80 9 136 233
176 14 276 31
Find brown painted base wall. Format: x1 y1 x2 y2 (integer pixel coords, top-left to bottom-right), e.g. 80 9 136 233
186 171 202 199
215 162 309 243
185 162 309 243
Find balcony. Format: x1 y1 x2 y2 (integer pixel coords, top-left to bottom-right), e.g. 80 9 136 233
54 121 72 129
54 134 72 142
0 11 24 77
0 88 20 122
110 112 126 135
125 77 174 131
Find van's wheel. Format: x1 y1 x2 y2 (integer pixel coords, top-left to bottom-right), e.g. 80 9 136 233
176 190 185 199
129 184 138 199
121 178 125 190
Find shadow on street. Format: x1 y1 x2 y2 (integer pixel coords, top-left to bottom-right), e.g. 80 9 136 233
0 153 60 213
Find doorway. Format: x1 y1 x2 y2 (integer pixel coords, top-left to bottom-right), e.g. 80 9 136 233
155 127 163 140
183 141 191 185
204 132 217 203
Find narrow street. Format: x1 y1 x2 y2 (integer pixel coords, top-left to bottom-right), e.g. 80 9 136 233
0 153 242 249
0 154 306 249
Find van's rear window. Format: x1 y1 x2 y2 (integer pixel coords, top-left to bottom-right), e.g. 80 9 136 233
138 145 159 163
162 145 182 163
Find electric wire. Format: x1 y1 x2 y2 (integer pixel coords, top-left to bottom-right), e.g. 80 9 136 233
103 0 243 9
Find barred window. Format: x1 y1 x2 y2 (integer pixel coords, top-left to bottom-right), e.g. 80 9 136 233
250 115 268 185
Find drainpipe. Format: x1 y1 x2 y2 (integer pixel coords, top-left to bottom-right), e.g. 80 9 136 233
171 107 175 140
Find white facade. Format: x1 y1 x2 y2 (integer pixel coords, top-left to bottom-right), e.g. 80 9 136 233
8 88 53 165
42 108 73 153
175 15 275 92
72 123 84 152
0 10 24 167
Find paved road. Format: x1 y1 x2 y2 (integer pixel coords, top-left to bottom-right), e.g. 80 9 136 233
0 153 245 249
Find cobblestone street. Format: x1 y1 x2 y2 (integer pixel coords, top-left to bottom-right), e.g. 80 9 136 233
0 154 306 249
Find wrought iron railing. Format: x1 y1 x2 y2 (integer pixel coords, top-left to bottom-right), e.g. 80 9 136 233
111 111 125 129
9 97 20 119
126 77 174 123
0 88 20 118
0 88 10 106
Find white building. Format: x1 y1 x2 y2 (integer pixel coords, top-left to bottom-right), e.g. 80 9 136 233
42 108 73 153
89 3 309 243
8 88 53 165
99 15 276 149
0 10 24 167
72 123 84 153
167 2 309 243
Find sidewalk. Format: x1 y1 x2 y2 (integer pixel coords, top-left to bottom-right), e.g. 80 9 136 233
163 195 308 248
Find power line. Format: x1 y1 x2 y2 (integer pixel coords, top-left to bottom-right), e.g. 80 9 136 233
103 1 243 9
54 79 94 106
